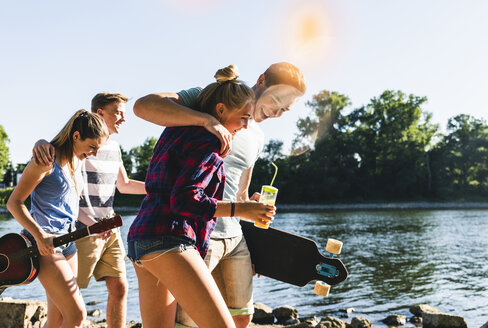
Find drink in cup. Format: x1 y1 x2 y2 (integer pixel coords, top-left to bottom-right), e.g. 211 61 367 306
255 185 278 229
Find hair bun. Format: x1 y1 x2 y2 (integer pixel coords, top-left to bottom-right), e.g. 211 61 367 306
215 65 239 84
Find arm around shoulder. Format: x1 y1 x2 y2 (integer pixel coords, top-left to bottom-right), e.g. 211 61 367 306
133 92 210 128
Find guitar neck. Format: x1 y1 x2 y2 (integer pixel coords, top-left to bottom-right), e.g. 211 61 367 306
52 227 89 248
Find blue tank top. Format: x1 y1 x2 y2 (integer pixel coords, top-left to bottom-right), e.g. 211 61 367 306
30 159 83 234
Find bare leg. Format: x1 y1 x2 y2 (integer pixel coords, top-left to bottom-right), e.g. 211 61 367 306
133 263 177 328
104 276 128 328
140 248 236 328
233 315 252 328
39 252 86 328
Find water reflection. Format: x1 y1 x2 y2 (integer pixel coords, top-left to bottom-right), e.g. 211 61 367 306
1 210 488 326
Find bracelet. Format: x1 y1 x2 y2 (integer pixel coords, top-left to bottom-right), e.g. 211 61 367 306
230 202 235 217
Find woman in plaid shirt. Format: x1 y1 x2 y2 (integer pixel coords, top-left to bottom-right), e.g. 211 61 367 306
127 65 276 328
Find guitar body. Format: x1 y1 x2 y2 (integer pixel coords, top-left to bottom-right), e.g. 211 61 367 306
0 233 39 289
0 215 122 294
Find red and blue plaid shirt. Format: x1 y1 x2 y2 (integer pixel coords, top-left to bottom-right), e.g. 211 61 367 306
127 126 225 258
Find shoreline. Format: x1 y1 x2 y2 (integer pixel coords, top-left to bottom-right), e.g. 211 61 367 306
113 201 488 214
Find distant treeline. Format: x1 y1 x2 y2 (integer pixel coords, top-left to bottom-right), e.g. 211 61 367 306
3 89 485 206
249 90 488 203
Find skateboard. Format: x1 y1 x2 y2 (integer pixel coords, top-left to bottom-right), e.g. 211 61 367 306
240 220 348 296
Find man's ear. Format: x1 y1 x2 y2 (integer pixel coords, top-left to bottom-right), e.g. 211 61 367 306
96 108 104 116
256 73 266 87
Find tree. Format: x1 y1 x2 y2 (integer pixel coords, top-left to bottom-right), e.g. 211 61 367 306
430 114 488 197
3 162 15 187
130 137 157 181
262 139 284 162
293 90 352 153
348 90 437 198
120 146 133 177
0 125 10 178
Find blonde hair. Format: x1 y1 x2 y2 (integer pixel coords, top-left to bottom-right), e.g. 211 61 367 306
263 62 306 94
197 65 255 116
91 92 128 113
51 109 109 193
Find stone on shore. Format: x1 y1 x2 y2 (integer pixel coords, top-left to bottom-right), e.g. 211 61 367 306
318 316 346 328
350 316 371 328
409 303 467 328
273 305 300 325
422 312 467 328
0 298 47 328
409 304 441 316
382 314 406 326
253 302 275 324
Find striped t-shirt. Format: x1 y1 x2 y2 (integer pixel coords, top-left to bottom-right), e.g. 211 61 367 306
78 139 122 226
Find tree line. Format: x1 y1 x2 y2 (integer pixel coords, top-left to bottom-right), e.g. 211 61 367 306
250 90 488 203
2 89 488 203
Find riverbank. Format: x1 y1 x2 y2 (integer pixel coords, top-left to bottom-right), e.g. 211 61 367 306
113 201 488 215
3 201 488 215
0 298 476 328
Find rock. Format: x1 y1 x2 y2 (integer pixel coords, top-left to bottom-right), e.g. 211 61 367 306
87 308 103 317
350 316 371 328
422 312 467 328
382 314 406 326
410 316 422 325
252 302 275 324
480 321 488 328
410 304 441 317
318 316 346 328
86 301 100 306
288 316 320 328
127 322 143 328
273 305 299 325
0 298 47 328
339 308 355 314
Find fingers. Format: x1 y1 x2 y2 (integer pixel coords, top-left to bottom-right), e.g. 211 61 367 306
39 245 55 256
249 192 261 202
219 132 232 158
33 146 54 166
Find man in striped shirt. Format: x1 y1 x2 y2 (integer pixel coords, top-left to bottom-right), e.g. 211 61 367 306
32 93 146 328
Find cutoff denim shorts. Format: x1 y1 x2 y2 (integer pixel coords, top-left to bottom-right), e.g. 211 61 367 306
127 235 196 265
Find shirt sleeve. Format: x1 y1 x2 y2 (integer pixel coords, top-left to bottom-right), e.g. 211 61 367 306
170 137 222 221
177 87 203 109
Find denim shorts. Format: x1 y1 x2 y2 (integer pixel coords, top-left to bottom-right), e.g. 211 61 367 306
127 235 196 265
22 229 77 257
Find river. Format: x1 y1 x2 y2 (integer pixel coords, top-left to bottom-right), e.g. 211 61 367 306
1 209 488 327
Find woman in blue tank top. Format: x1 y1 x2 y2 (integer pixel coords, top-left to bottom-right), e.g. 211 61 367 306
7 109 109 328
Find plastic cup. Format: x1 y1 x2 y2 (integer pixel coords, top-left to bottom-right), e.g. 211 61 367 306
254 185 278 229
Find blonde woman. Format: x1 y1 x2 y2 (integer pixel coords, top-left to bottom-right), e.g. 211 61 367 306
127 65 275 328
7 109 109 328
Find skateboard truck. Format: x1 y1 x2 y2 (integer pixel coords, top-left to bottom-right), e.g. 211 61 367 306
316 262 339 277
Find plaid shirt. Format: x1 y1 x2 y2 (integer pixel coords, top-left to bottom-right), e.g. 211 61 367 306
128 126 225 258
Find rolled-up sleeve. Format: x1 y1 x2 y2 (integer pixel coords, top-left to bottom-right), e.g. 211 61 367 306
170 141 223 221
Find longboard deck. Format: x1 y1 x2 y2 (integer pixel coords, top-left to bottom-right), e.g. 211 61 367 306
240 220 348 287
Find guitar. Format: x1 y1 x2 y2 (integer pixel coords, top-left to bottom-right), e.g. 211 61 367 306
0 215 122 294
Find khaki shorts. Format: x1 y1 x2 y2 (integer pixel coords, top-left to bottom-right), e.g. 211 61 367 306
76 229 126 289
176 235 254 327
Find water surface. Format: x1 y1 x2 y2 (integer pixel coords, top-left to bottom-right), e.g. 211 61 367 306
1 210 488 326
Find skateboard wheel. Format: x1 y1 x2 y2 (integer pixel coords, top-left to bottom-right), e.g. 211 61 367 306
314 281 330 297
326 238 343 255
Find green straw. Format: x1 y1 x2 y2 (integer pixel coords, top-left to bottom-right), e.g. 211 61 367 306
270 162 278 186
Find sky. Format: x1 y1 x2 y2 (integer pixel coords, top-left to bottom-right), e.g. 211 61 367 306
1 0 487 166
